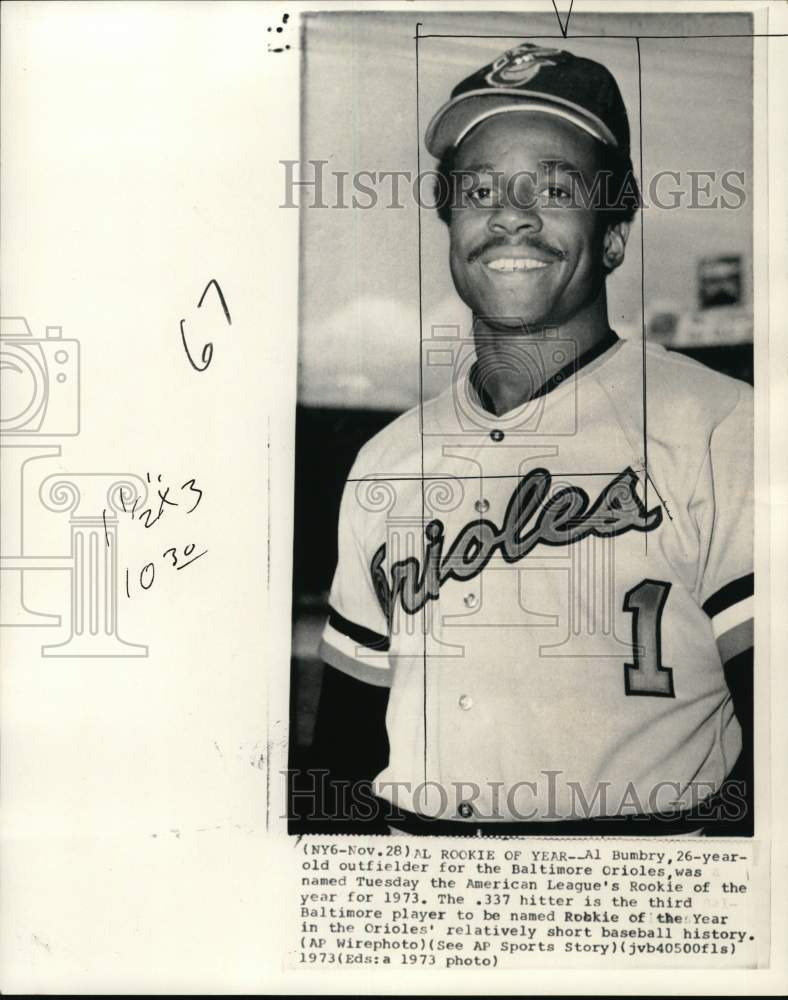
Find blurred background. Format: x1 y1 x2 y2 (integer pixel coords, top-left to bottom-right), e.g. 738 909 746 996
291 10 754 766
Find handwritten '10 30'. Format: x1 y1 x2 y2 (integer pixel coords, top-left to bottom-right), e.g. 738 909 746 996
125 543 208 597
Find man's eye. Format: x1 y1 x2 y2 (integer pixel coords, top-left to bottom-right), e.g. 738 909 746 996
543 185 571 203
467 186 496 207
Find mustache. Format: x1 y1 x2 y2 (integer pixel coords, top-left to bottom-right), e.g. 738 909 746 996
467 237 567 264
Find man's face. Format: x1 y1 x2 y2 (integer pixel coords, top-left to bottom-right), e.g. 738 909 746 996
448 111 615 330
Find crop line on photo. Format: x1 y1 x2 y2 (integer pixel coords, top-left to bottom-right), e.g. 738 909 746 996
635 37 649 557
344 471 632 483
415 33 781 40
415 21 429 792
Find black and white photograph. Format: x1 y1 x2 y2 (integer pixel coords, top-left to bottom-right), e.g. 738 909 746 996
3 0 788 991
290 9 756 838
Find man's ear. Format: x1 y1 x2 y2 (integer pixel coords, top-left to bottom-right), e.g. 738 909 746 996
603 221 630 272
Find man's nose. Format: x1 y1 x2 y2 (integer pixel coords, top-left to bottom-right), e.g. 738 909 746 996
488 200 542 236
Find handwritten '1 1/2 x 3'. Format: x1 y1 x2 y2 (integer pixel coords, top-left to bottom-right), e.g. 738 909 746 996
97 474 208 597
122 474 203 528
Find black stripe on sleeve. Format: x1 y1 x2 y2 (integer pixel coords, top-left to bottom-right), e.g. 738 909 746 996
328 606 390 652
702 573 754 619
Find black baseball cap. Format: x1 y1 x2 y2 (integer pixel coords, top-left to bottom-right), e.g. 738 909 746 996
425 42 630 159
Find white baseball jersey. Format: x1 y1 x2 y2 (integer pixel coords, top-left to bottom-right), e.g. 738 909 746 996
320 336 754 823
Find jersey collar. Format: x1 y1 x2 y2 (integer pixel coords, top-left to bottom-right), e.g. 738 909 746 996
467 328 620 417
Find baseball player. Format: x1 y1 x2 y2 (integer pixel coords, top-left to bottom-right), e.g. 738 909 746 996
308 42 754 836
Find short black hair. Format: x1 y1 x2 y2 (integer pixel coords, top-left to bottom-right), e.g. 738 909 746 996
433 141 640 229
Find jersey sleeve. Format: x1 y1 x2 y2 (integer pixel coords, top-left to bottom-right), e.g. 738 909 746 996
691 384 754 665
319 473 392 687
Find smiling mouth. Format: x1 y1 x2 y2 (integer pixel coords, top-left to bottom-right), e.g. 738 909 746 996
484 257 552 273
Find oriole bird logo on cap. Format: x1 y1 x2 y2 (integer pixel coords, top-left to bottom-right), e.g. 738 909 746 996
424 39 630 158
485 44 561 88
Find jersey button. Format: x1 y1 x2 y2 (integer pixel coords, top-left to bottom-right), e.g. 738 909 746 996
474 498 489 514
458 802 474 819
490 429 505 442
458 694 473 711
463 593 478 608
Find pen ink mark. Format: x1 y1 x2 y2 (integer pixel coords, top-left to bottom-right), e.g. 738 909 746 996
172 542 208 569
197 278 232 324
136 477 178 528
121 473 208 596
140 562 155 590
180 319 213 371
180 278 231 372
180 478 203 513
267 12 291 52
551 0 575 39
642 468 674 522
126 543 208 596
102 508 110 546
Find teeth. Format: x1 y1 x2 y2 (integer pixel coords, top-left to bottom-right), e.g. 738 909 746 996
485 258 550 272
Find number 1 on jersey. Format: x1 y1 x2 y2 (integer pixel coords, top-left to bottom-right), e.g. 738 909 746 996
623 579 675 697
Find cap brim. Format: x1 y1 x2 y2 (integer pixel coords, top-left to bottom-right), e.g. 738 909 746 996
425 89 619 159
